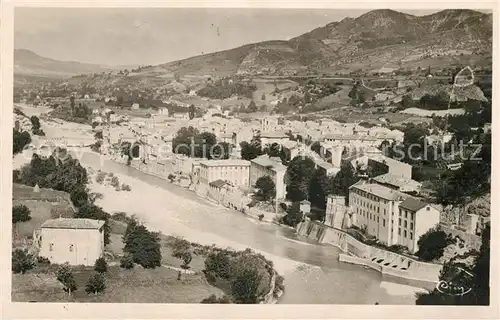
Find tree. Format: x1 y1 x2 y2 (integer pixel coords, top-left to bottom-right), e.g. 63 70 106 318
282 202 303 227
12 249 35 274
12 204 31 224
75 204 111 245
329 162 358 205
94 257 108 273
416 226 452 262
70 186 89 208
240 140 263 161
416 225 490 305
264 143 280 158
189 104 196 120
120 253 134 269
285 156 316 202
85 273 106 295
13 129 31 154
261 93 266 101
247 100 258 113
308 169 329 210
57 264 77 297
203 251 231 281
231 268 263 304
123 221 162 268
254 176 276 201
30 115 41 131
201 294 231 303
181 251 192 270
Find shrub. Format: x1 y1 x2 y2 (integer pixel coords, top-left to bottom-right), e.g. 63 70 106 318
12 249 35 274
12 205 31 224
85 273 106 295
37 256 51 265
110 176 120 188
200 294 231 303
416 226 453 262
230 268 263 304
95 171 106 184
56 263 77 294
258 214 264 221
94 257 108 273
121 184 131 191
120 253 134 269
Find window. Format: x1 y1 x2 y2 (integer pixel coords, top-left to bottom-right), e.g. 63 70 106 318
377 217 379 223
404 230 407 238
405 211 408 219
49 243 54 252
69 244 74 252
410 222 414 229
411 213 414 220
398 218 401 225
377 207 380 213
404 221 407 228
410 232 413 240
383 219 386 227
398 228 401 236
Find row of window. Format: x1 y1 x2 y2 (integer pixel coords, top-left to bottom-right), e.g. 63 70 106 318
398 228 414 240
49 243 74 252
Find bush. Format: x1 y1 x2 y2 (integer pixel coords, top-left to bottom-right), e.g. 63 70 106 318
203 251 231 281
56 263 77 294
95 171 106 184
94 257 108 273
258 214 264 221
85 273 106 295
12 249 36 274
110 176 120 188
121 184 131 191
416 226 453 262
123 221 162 268
37 256 51 265
12 204 32 224
230 268 263 304
200 294 231 304
120 253 134 269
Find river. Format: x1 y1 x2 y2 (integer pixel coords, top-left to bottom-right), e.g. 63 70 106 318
16 105 429 304
76 151 431 304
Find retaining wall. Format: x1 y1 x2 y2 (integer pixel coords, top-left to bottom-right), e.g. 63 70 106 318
297 220 442 283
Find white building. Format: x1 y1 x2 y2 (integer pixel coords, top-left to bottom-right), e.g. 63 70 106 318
260 131 290 147
348 182 440 253
250 155 287 200
199 159 251 187
35 218 105 266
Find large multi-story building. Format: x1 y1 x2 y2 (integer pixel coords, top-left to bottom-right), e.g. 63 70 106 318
199 159 251 187
348 181 440 253
249 155 287 200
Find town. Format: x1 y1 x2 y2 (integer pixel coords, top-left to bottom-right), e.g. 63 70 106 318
10 8 492 307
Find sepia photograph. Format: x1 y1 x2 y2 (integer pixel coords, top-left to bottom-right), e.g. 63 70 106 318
4 1 494 312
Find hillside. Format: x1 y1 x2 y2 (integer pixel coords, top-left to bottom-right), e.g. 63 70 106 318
153 9 492 76
14 49 114 78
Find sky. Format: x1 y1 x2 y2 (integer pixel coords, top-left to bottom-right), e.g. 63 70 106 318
14 8 473 67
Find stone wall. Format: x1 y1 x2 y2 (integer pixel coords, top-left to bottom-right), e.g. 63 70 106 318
297 219 442 283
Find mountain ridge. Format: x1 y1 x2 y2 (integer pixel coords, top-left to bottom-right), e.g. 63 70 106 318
14 9 492 79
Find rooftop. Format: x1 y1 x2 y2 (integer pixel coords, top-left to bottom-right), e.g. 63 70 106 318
250 155 287 172
260 131 289 138
372 173 421 189
200 159 250 167
323 134 378 141
399 197 429 212
40 218 105 230
350 183 406 201
209 179 230 188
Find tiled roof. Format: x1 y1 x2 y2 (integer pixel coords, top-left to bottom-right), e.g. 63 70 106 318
250 155 287 172
350 183 406 201
372 173 421 189
200 159 250 167
41 218 105 230
323 134 378 141
399 197 429 212
260 131 289 138
209 179 229 188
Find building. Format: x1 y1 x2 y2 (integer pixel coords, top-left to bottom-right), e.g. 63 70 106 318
371 173 422 194
325 195 347 228
172 112 190 120
250 155 287 200
260 131 290 146
34 218 106 266
351 154 412 179
199 159 251 187
261 116 280 132
348 182 440 253
397 198 440 253
131 103 140 110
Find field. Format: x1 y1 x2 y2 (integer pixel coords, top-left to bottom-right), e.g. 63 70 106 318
12 264 223 303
